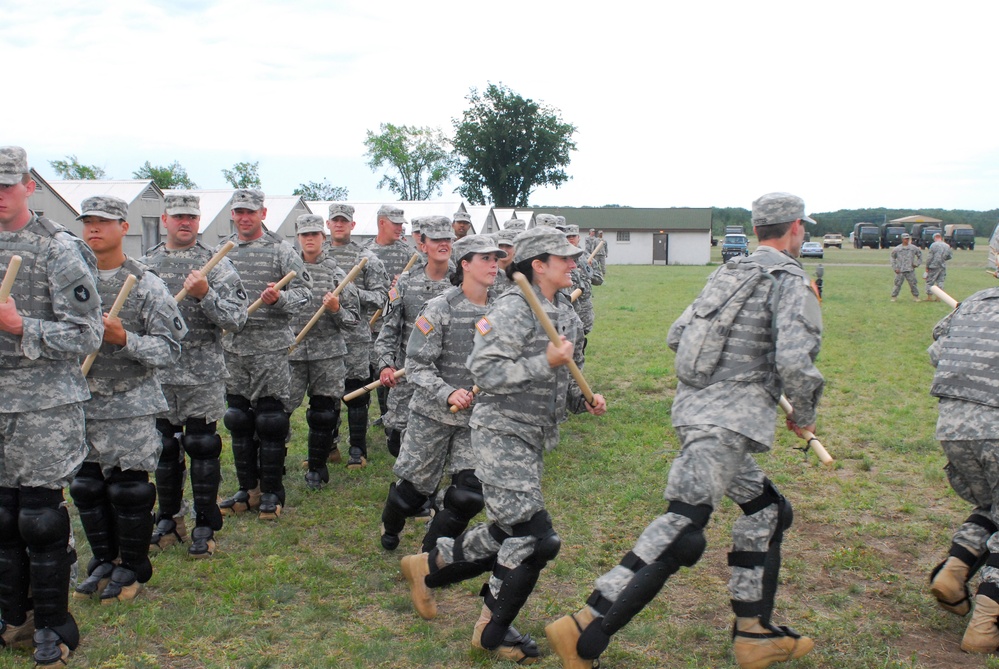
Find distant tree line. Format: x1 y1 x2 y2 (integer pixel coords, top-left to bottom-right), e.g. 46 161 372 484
713 207 999 237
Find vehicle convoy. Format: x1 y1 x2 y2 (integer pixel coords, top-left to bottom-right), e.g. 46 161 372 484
911 223 943 249
822 233 843 248
944 224 976 250
852 222 881 249
880 223 907 250
721 234 749 262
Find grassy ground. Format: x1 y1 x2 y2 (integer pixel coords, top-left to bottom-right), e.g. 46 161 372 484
6 245 999 668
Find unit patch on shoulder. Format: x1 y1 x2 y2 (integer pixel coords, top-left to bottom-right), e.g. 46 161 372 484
415 315 434 335
74 285 91 302
475 318 492 336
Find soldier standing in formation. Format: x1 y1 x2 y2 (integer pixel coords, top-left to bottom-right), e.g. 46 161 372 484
546 192 823 669
325 204 389 469
401 226 606 664
891 232 922 302
0 147 103 666
288 214 359 489
218 189 312 520
71 196 186 606
559 221 600 338
452 210 472 242
925 232 953 300
379 234 505 553
143 194 247 558
492 225 520 294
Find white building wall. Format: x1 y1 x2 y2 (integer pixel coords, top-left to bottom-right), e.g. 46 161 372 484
667 232 711 265
602 230 710 265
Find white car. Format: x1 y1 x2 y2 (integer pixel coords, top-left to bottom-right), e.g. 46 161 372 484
800 241 824 259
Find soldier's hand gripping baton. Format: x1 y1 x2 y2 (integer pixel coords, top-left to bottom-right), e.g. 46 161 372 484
779 395 833 464
343 368 405 402
586 240 605 265
929 285 959 309
449 385 480 413
81 273 138 377
0 255 22 302
369 252 420 327
174 241 235 302
512 272 596 405
223 270 297 336
290 257 367 352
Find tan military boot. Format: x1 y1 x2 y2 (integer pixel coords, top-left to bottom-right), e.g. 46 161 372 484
400 552 437 620
962 594 999 653
546 607 599 669
0 610 34 650
930 556 972 615
150 515 188 550
471 604 541 664
732 618 814 669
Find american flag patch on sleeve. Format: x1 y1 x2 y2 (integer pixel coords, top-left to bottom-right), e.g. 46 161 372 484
475 318 492 336
415 315 433 335
388 287 399 302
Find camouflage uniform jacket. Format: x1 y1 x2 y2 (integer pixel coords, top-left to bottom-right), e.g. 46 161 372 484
891 243 922 272
141 241 247 385
364 238 416 283
568 264 595 333
85 258 186 420
468 285 587 452
373 265 454 371
492 269 515 295
927 240 953 269
0 214 103 413
326 240 389 343
289 250 359 362
405 286 491 427
219 230 312 355
667 245 824 449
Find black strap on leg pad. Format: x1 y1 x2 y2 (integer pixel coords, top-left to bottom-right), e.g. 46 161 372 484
978 581 999 602
423 541 494 589
730 480 791 625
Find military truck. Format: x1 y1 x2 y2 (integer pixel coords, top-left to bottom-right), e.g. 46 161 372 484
911 223 943 249
944 224 976 250
721 234 749 262
852 222 880 249
880 222 907 250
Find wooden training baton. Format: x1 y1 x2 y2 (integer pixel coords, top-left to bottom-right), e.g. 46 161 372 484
81 273 138 376
343 368 405 402
223 270 297 336
174 241 235 302
0 255 22 302
586 240 605 265
929 285 959 309
512 272 595 404
290 257 368 351
779 395 833 464
369 252 420 327
449 385 480 413
570 288 583 303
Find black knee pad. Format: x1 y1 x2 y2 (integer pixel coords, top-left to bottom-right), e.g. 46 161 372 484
106 472 156 509
443 470 484 522
256 406 290 442
306 396 338 432
19 487 68 551
387 480 429 517
0 488 18 543
224 395 255 436
69 464 106 509
183 430 223 461
510 510 561 567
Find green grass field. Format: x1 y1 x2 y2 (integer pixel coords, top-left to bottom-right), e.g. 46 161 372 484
8 242 999 668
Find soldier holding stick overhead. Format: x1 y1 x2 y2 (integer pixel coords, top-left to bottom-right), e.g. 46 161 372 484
0 146 103 666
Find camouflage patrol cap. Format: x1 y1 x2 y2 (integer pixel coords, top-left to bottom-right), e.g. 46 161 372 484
328 203 354 221
232 189 265 211
452 210 472 224
377 204 406 224
422 215 456 241
77 196 128 221
901 233 911 239
453 234 507 260
554 215 568 231
496 228 520 246
563 224 580 236
503 218 527 231
164 193 201 216
0 146 29 186
535 214 558 228
410 216 423 234
296 214 326 235
514 227 584 263
751 192 816 227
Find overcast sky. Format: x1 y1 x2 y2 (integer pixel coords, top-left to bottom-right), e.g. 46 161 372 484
5 0 997 213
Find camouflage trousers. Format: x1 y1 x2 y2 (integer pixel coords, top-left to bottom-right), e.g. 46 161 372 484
0 404 88 489
892 270 919 298
85 414 161 477
593 425 778 607
289 356 346 410
926 266 947 291
224 349 293 411
384 379 415 433
160 380 227 425
393 412 475 497
943 439 999 566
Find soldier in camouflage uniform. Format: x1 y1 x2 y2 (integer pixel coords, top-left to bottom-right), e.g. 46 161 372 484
218 189 312 520
595 231 607 276
288 215 359 489
890 233 922 301
365 205 415 421
492 227 519 295
400 227 607 664
143 194 247 558
452 210 472 241
562 223 601 337
379 235 505 552
326 204 390 469
409 217 425 260
71 196 186 607
374 217 455 459
0 147 103 666
925 232 953 299
925 260 999 652
535 213 557 228
547 192 823 669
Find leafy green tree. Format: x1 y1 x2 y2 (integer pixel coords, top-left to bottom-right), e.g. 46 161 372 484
452 83 577 207
363 124 454 200
221 161 262 189
293 179 349 201
133 161 197 190
49 155 107 180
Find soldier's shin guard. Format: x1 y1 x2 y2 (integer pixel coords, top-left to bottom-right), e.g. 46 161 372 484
256 398 289 503
0 487 30 627
386 429 402 458
19 488 71 630
154 419 185 519
422 470 484 553
306 396 337 476
347 405 369 456
224 395 258 491
424 542 495 589
106 470 155 584
381 480 429 549
183 419 224 531
69 463 117 564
